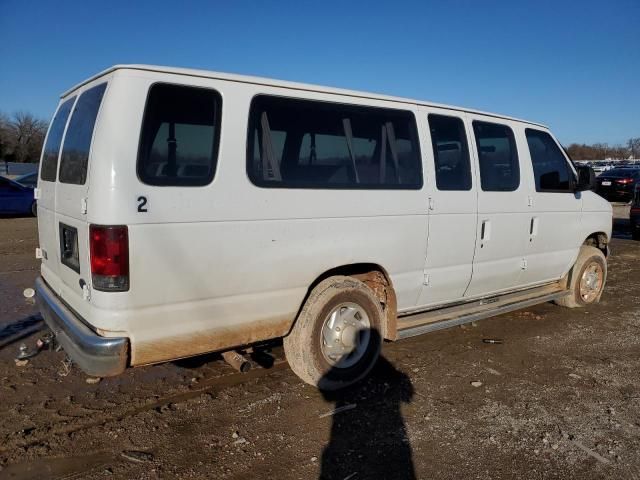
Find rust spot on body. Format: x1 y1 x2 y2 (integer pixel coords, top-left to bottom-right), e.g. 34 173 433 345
354 270 398 341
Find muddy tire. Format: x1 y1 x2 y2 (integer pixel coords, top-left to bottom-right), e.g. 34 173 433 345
284 276 383 391
555 246 607 308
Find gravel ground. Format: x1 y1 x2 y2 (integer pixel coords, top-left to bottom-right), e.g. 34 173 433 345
0 206 638 480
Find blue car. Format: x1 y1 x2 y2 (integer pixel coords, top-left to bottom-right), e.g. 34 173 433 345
14 172 38 188
0 175 36 216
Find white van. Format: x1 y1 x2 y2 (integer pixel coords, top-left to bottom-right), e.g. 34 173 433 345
35 65 612 389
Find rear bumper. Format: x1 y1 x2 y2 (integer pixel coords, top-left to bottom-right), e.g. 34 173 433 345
597 188 633 201
35 277 129 376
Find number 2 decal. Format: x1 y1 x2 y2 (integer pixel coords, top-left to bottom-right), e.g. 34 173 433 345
137 196 148 213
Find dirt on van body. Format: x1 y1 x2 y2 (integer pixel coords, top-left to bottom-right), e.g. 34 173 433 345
1 207 639 479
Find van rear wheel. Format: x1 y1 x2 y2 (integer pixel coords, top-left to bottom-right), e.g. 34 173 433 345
555 246 607 308
284 276 383 391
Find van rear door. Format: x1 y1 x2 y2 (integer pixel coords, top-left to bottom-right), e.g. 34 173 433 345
37 97 76 292
53 83 107 301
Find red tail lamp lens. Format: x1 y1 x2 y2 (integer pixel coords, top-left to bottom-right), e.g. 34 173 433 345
89 225 129 291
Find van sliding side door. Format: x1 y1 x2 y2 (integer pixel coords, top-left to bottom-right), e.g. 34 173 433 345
416 108 478 308
464 115 531 297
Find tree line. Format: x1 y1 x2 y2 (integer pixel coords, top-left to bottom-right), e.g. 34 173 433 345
0 108 638 164
566 138 640 161
0 111 48 163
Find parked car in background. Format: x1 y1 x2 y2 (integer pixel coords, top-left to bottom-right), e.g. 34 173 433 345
14 172 38 188
0 176 36 216
591 161 614 175
629 185 640 240
595 168 640 202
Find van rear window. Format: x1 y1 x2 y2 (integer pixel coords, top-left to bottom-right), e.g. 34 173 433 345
137 84 222 187
40 97 75 182
59 83 107 185
247 96 422 189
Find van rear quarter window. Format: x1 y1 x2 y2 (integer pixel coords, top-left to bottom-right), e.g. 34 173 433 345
137 84 222 187
59 83 107 185
247 95 423 189
40 97 75 182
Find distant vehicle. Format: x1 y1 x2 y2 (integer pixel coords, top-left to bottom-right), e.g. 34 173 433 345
595 168 640 202
14 172 38 188
630 184 640 240
0 175 36 216
591 162 614 175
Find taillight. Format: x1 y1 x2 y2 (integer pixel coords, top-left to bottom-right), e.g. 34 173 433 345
89 225 129 291
631 208 640 214
616 178 633 184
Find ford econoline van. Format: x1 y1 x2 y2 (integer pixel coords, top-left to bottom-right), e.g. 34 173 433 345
35 65 612 390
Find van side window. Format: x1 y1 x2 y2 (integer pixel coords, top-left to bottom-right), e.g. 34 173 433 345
428 114 472 191
525 129 574 192
138 84 222 187
40 97 76 182
473 121 519 192
59 83 107 185
247 96 422 189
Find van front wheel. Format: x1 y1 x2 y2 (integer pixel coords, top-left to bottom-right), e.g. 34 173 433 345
284 276 383 391
555 246 607 308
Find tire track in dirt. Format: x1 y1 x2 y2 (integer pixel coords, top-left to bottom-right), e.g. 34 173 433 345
1 361 289 456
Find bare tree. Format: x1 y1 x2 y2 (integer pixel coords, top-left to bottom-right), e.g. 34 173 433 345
0 111 11 161
8 112 49 163
628 138 640 159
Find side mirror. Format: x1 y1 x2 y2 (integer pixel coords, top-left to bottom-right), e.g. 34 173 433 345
575 165 596 191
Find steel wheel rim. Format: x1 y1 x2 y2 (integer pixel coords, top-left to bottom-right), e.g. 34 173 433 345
320 302 371 369
579 261 603 303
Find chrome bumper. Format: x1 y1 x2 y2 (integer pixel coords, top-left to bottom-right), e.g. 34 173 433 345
35 277 128 377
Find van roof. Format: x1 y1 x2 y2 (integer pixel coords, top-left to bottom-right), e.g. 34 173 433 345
63 64 548 129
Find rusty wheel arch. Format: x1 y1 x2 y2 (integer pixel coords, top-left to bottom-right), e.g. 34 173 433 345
583 232 609 257
290 263 399 342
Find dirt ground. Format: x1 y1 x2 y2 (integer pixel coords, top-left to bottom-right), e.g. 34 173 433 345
0 206 639 480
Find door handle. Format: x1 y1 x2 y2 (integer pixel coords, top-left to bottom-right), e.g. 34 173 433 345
480 219 491 245
529 217 539 237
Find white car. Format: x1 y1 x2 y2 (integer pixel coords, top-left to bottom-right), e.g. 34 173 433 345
35 65 612 389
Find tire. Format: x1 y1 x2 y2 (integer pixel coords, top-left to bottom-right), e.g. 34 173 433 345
555 246 607 308
284 276 383 391
632 226 640 241
31 200 37 217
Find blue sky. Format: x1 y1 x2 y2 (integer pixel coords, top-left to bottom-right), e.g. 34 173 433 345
0 0 638 146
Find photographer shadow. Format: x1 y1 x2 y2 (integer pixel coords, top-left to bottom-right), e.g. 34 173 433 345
319 347 416 480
